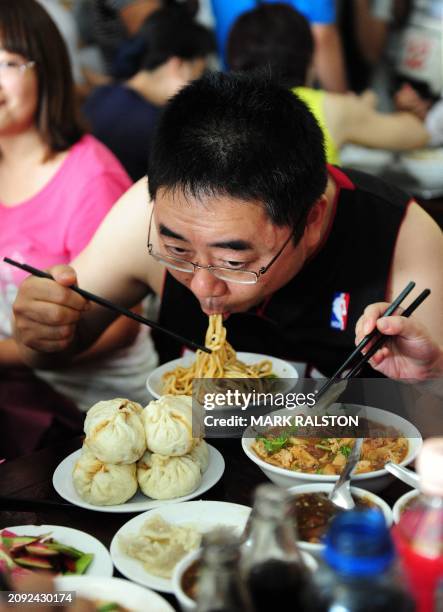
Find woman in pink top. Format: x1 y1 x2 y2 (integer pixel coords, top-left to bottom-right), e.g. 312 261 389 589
0 0 157 458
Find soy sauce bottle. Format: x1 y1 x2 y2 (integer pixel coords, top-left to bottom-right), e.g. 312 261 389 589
240 483 316 612
195 531 254 612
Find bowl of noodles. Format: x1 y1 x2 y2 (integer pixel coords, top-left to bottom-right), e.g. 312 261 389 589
242 405 422 492
146 315 298 401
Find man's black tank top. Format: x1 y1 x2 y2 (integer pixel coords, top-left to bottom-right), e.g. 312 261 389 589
153 167 412 376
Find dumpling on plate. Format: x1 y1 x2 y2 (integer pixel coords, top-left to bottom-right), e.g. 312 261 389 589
189 439 209 473
84 398 146 464
143 395 199 456
73 447 138 505
137 451 202 499
119 514 201 578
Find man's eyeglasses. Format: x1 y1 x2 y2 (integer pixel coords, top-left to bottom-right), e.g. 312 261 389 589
146 207 295 285
0 60 35 81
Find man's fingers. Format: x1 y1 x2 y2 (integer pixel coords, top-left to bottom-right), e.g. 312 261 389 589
17 278 87 312
48 264 78 287
377 315 422 339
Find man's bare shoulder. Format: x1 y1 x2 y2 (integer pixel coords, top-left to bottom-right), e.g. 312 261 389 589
73 178 165 302
389 202 443 343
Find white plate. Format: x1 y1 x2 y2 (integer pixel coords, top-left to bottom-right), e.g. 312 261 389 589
147 352 299 399
110 501 251 593
55 575 174 612
53 445 225 513
4 525 113 577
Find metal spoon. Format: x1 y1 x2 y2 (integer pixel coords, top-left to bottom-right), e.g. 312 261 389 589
328 438 363 510
384 461 419 489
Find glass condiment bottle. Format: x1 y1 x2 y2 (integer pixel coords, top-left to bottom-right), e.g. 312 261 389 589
240 483 316 612
195 530 254 612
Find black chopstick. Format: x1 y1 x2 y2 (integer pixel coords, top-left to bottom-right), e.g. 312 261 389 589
316 281 422 399
346 288 431 378
3 257 211 354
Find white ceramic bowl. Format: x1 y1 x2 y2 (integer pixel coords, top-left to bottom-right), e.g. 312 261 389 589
392 489 420 524
146 352 299 400
242 405 422 492
400 148 443 187
287 483 393 557
172 547 318 612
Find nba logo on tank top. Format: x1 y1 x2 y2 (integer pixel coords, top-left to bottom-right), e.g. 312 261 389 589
330 292 350 331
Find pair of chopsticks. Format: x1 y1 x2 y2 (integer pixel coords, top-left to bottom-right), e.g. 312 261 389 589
316 281 431 400
3 258 211 354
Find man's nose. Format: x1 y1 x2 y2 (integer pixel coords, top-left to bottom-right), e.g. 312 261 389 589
190 268 227 298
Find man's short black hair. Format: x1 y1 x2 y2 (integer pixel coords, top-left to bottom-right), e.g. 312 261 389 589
226 3 314 89
149 71 327 240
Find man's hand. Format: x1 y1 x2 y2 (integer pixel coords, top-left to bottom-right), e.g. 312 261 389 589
13 265 89 356
355 302 443 380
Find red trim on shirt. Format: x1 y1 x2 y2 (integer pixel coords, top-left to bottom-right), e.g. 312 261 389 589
327 164 356 190
384 198 415 300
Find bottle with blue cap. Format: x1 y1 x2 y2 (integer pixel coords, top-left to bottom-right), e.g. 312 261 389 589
320 509 415 612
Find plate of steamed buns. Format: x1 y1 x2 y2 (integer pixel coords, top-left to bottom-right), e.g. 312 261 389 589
52 396 224 513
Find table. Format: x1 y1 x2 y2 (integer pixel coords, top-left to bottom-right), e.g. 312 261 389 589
0 436 412 610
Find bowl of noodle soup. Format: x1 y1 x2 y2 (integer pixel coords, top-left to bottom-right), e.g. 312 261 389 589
146 315 298 401
242 405 422 492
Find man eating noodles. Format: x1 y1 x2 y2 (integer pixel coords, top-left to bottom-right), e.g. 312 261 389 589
12 73 443 379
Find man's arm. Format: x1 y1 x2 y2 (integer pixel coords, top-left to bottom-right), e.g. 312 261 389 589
13 179 161 368
326 92 429 149
387 203 443 346
353 0 391 65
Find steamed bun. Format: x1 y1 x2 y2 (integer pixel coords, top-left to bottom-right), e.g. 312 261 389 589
143 395 198 456
73 447 137 505
189 439 209 473
84 398 146 464
137 451 202 499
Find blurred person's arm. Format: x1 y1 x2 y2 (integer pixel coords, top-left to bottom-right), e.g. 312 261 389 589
325 90 429 150
311 23 348 93
353 0 391 65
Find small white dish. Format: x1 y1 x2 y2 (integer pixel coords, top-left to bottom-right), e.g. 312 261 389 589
53 445 225 513
400 147 443 187
110 500 251 593
392 489 420 524
242 405 422 492
4 525 113 577
146 352 299 399
340 144 395 173
172 547 318 612
286 483 393 556
55 575 174 612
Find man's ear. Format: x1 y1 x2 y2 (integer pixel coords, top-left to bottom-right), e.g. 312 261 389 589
304 195 328 247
